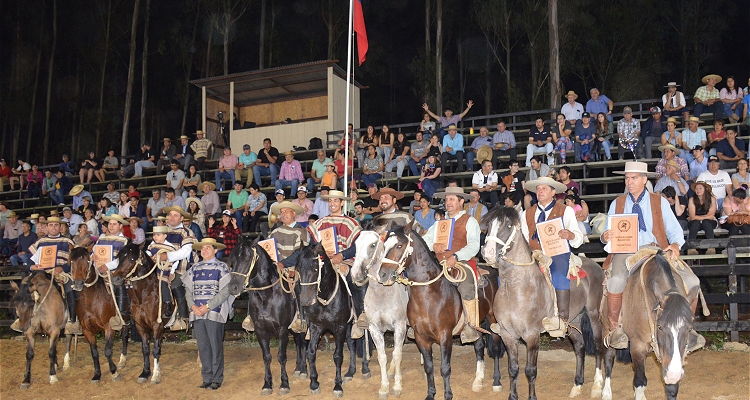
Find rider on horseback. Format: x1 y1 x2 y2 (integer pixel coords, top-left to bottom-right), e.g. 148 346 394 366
520 177 585 338
370 187 423 234
93 214 132 331
242 200 309 333
423 187 483 343
601 161 704 352
145 225 179 320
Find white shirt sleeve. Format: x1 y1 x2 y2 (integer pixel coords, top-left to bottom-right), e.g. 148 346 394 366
562 207 585 248
105 258 119 271
167 243 193 263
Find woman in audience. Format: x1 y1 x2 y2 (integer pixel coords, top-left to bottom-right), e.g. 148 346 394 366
79 151 101 184
414 195 436 230
661 186 688 230
244 183 268 233
419 154 441 198
661 117 682 148
687 181 717 240
83 208 99 237
128 217 146 245
321 161 338 190
732 158 750 191
356 125 379 168
76 196 96 215
550 113 574 164
73 223 93 249
334 152 354 190
706 120 726 156
721 187 750 235
592 112 612 161
362 144 384 188
426 133 442 158
117 192 130 217
379 124 394 162
25 164 43 198
181 164 202 199
720 76 744 123
564 194 590 235
385 132 410 178
186 197 206 239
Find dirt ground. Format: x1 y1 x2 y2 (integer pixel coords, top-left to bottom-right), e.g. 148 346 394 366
0 336 747 400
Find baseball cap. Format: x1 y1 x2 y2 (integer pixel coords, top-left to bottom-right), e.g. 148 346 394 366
650 106 662 114
298 186 309 193
691 145 703 152
367 183 377 189
62 207 72 212
581 112 591 118
275 189 286 196
242 144 251 150
222 210 232 216
623 106 633 114
708 155 720 163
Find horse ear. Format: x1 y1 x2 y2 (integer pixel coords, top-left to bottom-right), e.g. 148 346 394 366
250 235 260 246
21 274 32 285
10 280 18 292
313 242 325 257
403 220 413 235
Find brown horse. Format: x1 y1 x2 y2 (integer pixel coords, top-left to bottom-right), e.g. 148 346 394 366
482 207 606 400
377 224 502 399
69 246 127 383
10 273 68 389
111 243 165 384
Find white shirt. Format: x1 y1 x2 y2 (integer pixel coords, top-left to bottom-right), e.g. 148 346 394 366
471 170 499 189
519 202 584 249
697 170 733 200
561 101 584 121
662 91 686 108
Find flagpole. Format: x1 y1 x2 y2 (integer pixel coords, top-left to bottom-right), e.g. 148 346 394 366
343 0 354 200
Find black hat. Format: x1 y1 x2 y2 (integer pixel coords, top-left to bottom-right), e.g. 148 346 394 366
708 155 719 163
581 112 591 118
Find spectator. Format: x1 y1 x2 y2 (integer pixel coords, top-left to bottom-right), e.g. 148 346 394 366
655 144 690 182
360 184 380 216
697 156 733 208
641 107 667 159
680 116 707 165
226 182 249 224
465 189 488 222
49 170 72 205
76 196 96 215
244 183 268 233
419 154 441 198
335 124 356 161
440 125 465 173
356 126 379 168
174 135 195 172
167 159 186 197
41 169 57 205
9 158 31 190
421 113 436 138
662 82 690 122
687 181 717 241
563 194 589 235
617 107 641 160
312 186 331 219
693 74 722 120
73 223 94 248
0 202 9 237
706 120 726 156
732 158 750 191
214 146 238 190
561 91 584 124
307 149 332 191
100 182 119 205
716 128 746 169
422 100 474 140
504 192 523 212
190 130 212 170
207 211 241 258
426 132 442 159
276 151 304 197
117 192 130 217
378 124 394 162
100 150 119 180
353 200 372 224
574 112 596 162
499 159 525 205
146 188 165 226
62 207 84 236
334 152 354 190
526 116 554 167
555 166 581 200
471 160 499 207
186 197 206 239
592 112 614 161
253 138 280 188
654 160 689 197
155 138 178 174
181 164 202 200
128 217 146 245
585 88 614 122
550 114 574 164
409 190 423 215
721 188 750 235
121 143 154 178
492 120 517 168
414 196 436 230
689 146 708 181
0 159 11 192
524 156 551 208
407 131 430 176
25 164 43 198
661 186 688 230
234 144 256 188
163 187 186 209
320 161 338 190
10 221 37 267
79 151 101 183
434 208 445 221
743 83 750 124
661 118 682 147
0 212 22 256
385 132 410 177
362 144 384 187
720 76 744 123
201 182 221 217
59 154 75 177
127 194 147 224
83 208 98 237
69 184 92 210
465 126 493 171
292 186 314 227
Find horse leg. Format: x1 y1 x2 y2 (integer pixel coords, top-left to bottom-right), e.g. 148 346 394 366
489 333 504 393
370 326 390 399
391 322 406 397
631 343 649 400
137 330 151 383
602 347 616 400
151 330 162 384
665 382 680 400
361 335 372 378
118 323 130 370
63 333 73 371
84 330 102 383
523 333 540 400
307 325 322 395
258 331 274 395
439 334 454 400
277 328 291 395
416 337 437 400
21 333 34 389
293 332 308 379
472 334 485 392
344 325 357 382
104 328 121 381
48 332 60 384
568 330 585 397
332 327 347 397
502 334 520 400
590 311 606 398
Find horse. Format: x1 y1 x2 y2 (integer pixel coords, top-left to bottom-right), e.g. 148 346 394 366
481 207 606 400
226 237 308 395
10 272 68 389
351 230 410 398
601 253 695 400
297 242 366 397
69 246 127 383
377 224 504 400
111 243 165 384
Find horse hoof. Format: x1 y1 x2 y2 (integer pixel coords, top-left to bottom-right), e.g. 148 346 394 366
362 372 371 379
50 375 59 384
569 385 582 397
278 387 290 395
333 390 343 398
137 377 148 384
111 372 121 382
298 373 308 380
310 388 321 395
343 376 352 383
19 383 31 390
472 383 483 392
492 385 503 393
90 379 100 385
590 388 603 398
261 388 273 395
150 376 161 385
293 371 301 378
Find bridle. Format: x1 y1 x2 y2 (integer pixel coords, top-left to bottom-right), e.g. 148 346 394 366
299 255 340 306
484 221 536 266
382 230 466 286
230 247 260 289
379 231 414 276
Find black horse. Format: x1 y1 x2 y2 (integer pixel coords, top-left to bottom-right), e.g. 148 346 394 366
226 237 308 395
297 242 369 397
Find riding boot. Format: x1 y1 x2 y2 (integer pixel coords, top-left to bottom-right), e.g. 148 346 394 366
170 286 189 331
605 292 628 349
543 290 570 338
349 280 368 340
111 284 130 331
460 298 481 344
65 290 82 335
160 281 173 320
687 296 706 353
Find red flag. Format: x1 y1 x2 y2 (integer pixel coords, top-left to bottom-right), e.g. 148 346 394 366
353 0 368 65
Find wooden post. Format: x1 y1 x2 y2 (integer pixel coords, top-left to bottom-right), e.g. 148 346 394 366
728 243 739 342
548 0 561 115
229 81 234 149
201 86 207 133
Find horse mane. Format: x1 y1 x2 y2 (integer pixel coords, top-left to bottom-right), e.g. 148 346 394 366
390 225 441 267
70 246 90 260
12 277 34 306
481 206 521 231
650 254 693 324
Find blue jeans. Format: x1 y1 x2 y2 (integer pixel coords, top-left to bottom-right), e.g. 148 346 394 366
693 102 722 120
214 170 236 190
253 164 279 186
189 222 203 241
134 160 154 176
465 151 478 171
275 179 300 197
10 253 32 267
362 173 382 187
408 158 427 176
420 178 440 198
724 103 742 120
50 189 65 205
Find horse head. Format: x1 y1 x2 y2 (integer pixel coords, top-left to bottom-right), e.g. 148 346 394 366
297 242 334 307
227 237 257 296
351 230 388 286
27 272 53 300
378 225 416 286
10 276 35 332
112 242 144 286
481 207 533 267
69 246 92 291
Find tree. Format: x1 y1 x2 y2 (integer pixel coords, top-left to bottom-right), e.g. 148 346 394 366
320 0 345 62
121 0 141 157
140 0 151 145
548 0 560 112
259 0 266 68
42 0 57 166
95 0 114 155
216 0 250 75
474 0 517 110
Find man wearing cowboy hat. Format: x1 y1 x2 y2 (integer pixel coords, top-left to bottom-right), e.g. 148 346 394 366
679 116 707 166
441 125 466 173
276 151 304 197
93 214 132 330
175 135 195 171
370 187 423 234
200 181 221 216
656 144 690 182
661 82 690 122
694 74 722 120
654 160 688 196
465 126 493 172
156 137 178 174
157 205 199 331
69 184 92 211
190 130 213 171
696 155 733 208
182 238 233 390
601 161 704 352
519 177 585 338
423 187 483 343
561 90 584 124
241 200 309 332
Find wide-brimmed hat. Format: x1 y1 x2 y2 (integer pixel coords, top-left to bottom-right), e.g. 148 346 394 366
664 160 680 170
179 135 189 140
658 144 681 155
564 90 578 99
320 190 349 200
48 210 59 216
664 82 681 87
477 145 494 164
201 181 216 192
127 216 144 226
46 216 68 225
666 117 679 125
324 160 336 168
691 181 713 195
152 226 172 234
195 130 205 136
433 187 473 200
701 74 722 84
524 177 567 193
102 214 129 225
162 137 172 142
688 116 701 123
192 238 226 251
7 211 17 218
371 187 405 201
446 124 459 131
270 200 305 216
69 184 85 196
613 161 658 177
162 205 192 219
284 151 294 156
185 197 203 210
29 213 40 220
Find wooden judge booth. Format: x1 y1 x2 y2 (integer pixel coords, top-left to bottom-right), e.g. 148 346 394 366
190 60 362 155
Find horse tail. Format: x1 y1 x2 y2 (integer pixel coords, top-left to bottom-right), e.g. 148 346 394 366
616 343 632 364
579 312 597 356
482 320 506 358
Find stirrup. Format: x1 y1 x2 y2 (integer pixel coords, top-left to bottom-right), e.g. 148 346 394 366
542 316 568 338
356 313 369 329
289 317 307 334
242 315 255 332
10 318 22 333
406 327 415 340
350 324 365 339
65 320 82 335
686 329 706 353
109 316 126 331
170 318 188 332
604 327 629 349
460 325 481 344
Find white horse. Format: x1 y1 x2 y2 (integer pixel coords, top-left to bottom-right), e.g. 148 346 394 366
351 230 410 399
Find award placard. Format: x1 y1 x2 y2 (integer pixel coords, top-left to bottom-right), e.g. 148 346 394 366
92 245 113 268
537 217 570 257
39 246 57 269
258 238 280 262
435 218 455 251
319 226 339 255
609 214 639 254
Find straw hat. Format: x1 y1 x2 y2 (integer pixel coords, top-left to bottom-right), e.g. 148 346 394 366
7 211 17 218
476 145 494 164
701 74 722 84
324 160 336 168
613 161 658 178
201 181 216 193
29 213 40 221
162 205 192 219
270 200 305 216
433 187 473 200
658 144 681 155
163 137 172 142
195 130 205 136
152 226 172 234
284 151 294 156
320 190 349 200
664 160 680 170
69 185 85 196
524 177 567 193
48 210 59 216
192 238 226 251
185 197 203 210
688 116 701 123
666 117 679 125
46 216 68 225
102 214 129 225
127 216 144 226
691 181 713 195
564 90 578 99
371 187 405 201
179 135 189 140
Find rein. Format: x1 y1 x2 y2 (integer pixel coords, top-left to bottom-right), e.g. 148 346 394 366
387 232 466 287
638 255 682 364
485 225 536 266
299 256 341 306
232 247 298 293
33 269 57 313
